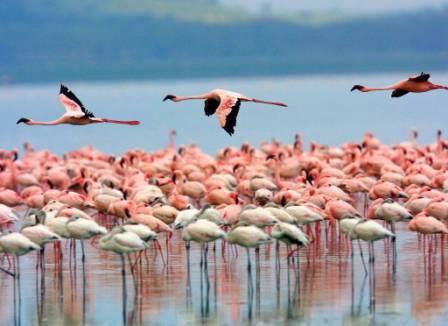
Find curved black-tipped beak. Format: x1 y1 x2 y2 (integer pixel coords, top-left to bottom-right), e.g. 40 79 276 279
398 192 409 199
351 85 364 92
163 94 176 102
265 154 276 161
16 118 30 125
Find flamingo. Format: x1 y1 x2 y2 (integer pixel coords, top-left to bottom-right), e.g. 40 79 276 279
182 219 226 265
263 203 296 224
0 231 40 277
163 89 287 135
351 72 448 97
271 222 308 261
409 214 448 235
0 204 19 229
17 84 140 126
21 211 61 268
195 204 226 225
227 224 270 271
65 215 107 263
238 205 279 228
99 226 149 324
350 219 395 308
173 207 199 229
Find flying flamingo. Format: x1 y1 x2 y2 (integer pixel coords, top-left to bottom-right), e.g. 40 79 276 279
163 89 287 135
351 72 448 97
17 84 140 126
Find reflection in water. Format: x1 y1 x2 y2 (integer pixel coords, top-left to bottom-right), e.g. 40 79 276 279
1 224 448 324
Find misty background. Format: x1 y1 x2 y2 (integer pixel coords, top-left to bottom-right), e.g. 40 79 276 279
1 0 447 83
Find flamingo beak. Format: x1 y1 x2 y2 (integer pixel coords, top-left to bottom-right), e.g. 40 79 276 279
163 95 176 102
17 118 30 125
350 85 364 92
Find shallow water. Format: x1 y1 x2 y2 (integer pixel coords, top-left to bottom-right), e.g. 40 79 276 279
1 72 448 155
2 73 448 324
1 215 448 325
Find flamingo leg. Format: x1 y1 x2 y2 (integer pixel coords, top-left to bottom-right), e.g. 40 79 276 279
121 255 127 325
358 240 368 275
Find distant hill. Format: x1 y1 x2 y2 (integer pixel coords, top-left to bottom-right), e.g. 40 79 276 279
0 0 447 83
222 0 448 14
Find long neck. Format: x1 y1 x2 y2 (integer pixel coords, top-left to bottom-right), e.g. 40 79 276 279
175 94 208 101
273 159 283 189
28 118 63 126
168 131 175 150
362 86 395 92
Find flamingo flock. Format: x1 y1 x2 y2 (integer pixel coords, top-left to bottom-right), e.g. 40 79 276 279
17 72 446 136
1 129 448 314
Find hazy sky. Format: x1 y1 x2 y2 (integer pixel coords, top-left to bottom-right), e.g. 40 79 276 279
221 0 448 14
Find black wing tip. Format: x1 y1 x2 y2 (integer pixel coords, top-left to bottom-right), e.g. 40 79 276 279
60 84 68 93
223 127 234 136
391 89 409 98
409 72 431 82
222 99 241 136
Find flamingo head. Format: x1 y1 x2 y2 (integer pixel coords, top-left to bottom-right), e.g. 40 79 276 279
17 118 31 125
125 207 132 219
351 85 366 92
163 94 178 102
228 192 238 204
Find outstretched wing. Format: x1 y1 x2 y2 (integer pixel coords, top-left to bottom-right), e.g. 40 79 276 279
204 98 220 116
391 89 410 98
59 84 95 118
216 95 241 136
408 72 430 83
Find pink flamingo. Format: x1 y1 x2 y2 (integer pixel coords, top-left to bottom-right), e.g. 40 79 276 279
351 72 448 97
17 84 140 126
163 89 287 135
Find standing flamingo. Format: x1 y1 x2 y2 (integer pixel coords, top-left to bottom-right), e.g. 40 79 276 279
17 84 140 126
163 89 287 135
351 72 448 97
99 227 149 325
350 219 395 310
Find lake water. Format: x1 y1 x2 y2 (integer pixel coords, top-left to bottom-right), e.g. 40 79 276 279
0 72 448 155
1 73 448 325
1 218 447 325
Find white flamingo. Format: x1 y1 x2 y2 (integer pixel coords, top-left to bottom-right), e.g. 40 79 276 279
238 205 279 227
182 219 226 265
350 219 395 307
173 207 199 229
0 231 40 277
99 226 149 311
195 204 227 225
227 225 270 271
65 215 107 263
21 214 60 269
17 84 140 126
